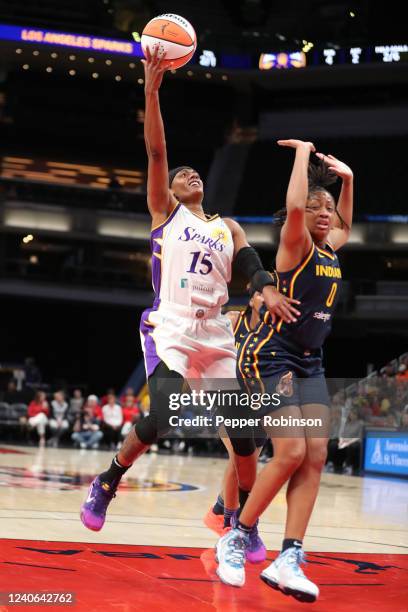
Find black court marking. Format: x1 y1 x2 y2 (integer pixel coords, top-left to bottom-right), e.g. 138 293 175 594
4 561 76 571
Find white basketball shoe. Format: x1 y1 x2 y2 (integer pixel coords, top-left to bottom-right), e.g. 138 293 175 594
260 546 319 602
215 528 249 587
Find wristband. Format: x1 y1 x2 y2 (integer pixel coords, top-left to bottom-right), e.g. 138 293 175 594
234 247 276 294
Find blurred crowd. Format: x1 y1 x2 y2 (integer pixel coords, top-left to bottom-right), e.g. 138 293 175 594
0 385 145 450
0 382 222 455
0 354 407 473
327 354 408 475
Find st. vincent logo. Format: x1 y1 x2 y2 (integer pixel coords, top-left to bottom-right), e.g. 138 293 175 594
371 439 383 465
0 466 198 492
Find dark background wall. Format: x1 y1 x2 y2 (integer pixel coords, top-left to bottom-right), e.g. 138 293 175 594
1 297 141 393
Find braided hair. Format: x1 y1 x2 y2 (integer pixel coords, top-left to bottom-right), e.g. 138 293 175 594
308 160 337 193
272 159 343 227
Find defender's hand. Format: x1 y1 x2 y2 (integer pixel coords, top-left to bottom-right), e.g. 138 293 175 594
315 152 353 181
262 285 301 324
278 139 316 152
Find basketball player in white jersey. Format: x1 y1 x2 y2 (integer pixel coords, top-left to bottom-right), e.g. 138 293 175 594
80 45 300 532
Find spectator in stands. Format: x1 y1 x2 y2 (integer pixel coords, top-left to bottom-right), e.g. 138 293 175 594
71 403 103 450
380 394 391 415
396 364 408 382
382 364 396 378
101 393 123 449
25 391 49 446
49 391 69 447
14 368 26 391
120 393 141 442
333 408 364 475
100 387 116 408
357 397 372 422
2 379 26 404
399 407 408 431
24 357 42 387
120 387 136 404
368 391 381 417
86 394 102 419
67 389 84 425
384 412 399 429
395 385 408 416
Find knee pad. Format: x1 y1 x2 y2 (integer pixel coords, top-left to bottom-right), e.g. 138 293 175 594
135 417 158 445
228 436 257 457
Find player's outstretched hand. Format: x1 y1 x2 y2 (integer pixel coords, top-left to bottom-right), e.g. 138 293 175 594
141 44 173 93
277 139 316 152
315 152 353 180
262 286 301 324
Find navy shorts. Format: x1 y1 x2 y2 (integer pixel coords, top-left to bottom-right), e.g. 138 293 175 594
237 333 331 416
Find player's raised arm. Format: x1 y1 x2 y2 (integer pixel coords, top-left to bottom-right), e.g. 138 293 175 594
142 46 177 223
316 152 354 250
276 139 315 267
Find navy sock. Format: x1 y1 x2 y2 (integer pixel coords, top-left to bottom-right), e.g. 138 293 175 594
223 507 235 528
99 455 130 488
213 494 224 516
282 538 303 553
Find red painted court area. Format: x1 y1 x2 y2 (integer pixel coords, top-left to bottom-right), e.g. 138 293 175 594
0 539 407 611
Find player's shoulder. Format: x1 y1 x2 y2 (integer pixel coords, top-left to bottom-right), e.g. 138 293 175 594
223 217 239 228
222 217 244 237
315 241 338 261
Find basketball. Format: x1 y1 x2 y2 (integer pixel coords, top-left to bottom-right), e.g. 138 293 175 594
140 13 197 69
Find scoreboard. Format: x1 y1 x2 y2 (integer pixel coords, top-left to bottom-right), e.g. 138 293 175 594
258 44 408 70
315 44 408 66
198 44 408 71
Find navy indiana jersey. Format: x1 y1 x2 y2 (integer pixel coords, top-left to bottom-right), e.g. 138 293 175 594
274 241 341 350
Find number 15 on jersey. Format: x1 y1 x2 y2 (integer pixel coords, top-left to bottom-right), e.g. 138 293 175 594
187 251 213 275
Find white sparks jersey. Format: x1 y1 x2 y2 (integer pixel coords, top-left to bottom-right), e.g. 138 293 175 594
150 203 234 308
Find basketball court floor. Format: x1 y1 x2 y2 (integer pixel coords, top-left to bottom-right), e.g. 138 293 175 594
0 444 407 611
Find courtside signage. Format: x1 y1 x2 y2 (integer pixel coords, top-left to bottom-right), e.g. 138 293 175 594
364 431 408 476
0 23 143 56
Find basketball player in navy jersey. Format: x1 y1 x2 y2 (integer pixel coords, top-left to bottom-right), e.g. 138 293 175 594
216 139 353 600
80 46 300 531
204 285 271 563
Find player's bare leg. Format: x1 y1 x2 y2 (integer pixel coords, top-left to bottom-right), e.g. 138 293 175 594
204 437 238 535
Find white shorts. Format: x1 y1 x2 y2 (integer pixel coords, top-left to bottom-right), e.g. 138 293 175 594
140 300 238 385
